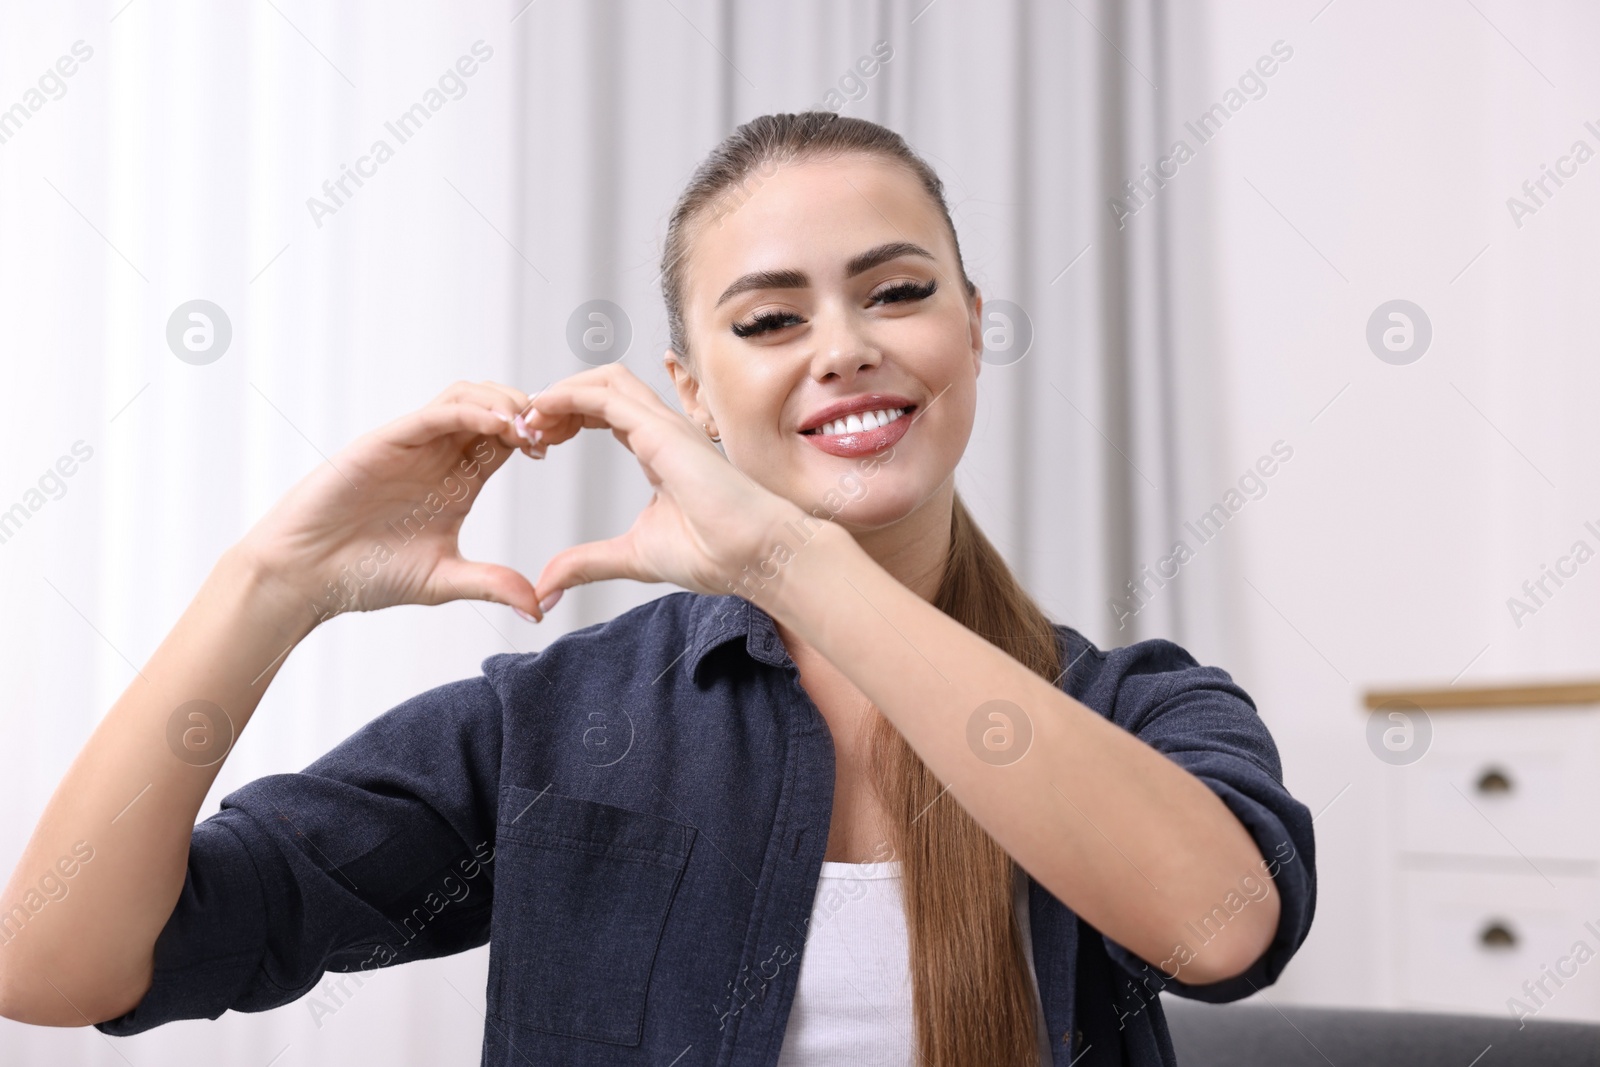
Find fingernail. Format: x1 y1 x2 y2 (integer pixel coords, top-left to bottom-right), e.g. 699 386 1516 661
492 410 513 423
513 413 534 443
514 607 538 623
538 588 564 614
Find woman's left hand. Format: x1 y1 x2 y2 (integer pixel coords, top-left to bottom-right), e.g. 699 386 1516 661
520 363 805 602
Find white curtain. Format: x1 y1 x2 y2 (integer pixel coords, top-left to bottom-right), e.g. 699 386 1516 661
0 1 1216 1062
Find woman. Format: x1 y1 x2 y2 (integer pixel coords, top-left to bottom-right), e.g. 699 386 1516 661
0 112 1314 1066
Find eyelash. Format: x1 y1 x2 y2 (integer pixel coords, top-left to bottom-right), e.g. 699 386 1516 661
730 278 939 338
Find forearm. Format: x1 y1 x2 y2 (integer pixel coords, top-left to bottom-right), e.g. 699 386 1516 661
755 521 1279 981
0 545 317 1025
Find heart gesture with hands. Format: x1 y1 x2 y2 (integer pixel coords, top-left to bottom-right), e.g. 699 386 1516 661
235 369 805 631
520 363 807 606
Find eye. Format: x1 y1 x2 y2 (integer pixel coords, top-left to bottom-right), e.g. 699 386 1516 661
728 276 938 338
730 309 805 338
870 277 937 305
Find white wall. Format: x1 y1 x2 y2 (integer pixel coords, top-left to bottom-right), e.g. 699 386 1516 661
0 2 528 1062
1164 0 1600 1008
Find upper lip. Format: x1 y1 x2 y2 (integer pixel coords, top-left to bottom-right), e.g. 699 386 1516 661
798 393 917 433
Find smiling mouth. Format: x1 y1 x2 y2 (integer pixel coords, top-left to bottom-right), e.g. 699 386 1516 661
800 405 915 437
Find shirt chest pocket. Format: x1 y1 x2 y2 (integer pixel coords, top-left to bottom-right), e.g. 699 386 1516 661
487 786 697 1047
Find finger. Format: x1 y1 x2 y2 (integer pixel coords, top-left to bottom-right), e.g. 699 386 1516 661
469 434 522 481
432 555 543 621
534 534 640 602
586 363 671 410
378 401 527 454
479 380 545 453
523 384 657 445
429 381 542 455
459 381 546 455
516 364 657 413
379 401 512 447
516 367 677 444
469 380 560 457
432 379 526 412
478 379 532 411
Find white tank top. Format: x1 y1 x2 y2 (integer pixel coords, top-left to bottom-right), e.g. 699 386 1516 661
774 859 1055 1066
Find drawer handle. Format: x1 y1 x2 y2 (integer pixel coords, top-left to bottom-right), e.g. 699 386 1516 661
1479 921 1517 949
1475 767 1514 795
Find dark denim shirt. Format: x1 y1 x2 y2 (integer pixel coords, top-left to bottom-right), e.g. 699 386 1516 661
96 590 1316 1065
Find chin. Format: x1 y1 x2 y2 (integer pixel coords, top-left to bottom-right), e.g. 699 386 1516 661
791 475 933 533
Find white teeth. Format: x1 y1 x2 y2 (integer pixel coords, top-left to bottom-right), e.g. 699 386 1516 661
810 407 906 436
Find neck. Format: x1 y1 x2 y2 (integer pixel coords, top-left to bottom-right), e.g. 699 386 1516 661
852 477 956 602
773 477 955 659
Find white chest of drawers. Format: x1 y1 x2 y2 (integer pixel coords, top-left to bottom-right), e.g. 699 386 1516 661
1365 681 1600 1023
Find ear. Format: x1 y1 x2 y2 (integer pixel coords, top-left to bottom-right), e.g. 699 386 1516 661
967 285 984 378
663 348 714 432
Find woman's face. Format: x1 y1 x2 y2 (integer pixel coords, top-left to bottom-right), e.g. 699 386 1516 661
666 154 983 532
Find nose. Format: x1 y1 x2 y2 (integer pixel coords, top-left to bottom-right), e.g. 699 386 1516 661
808 302 882 382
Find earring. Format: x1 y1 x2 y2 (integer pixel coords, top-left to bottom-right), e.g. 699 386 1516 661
703 422 721 443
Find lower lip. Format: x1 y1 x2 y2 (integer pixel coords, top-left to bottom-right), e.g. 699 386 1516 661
799 410 914 457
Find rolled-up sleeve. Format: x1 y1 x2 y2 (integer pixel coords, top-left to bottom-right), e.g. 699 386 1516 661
95 669 507 1035
1068 634 1317 1003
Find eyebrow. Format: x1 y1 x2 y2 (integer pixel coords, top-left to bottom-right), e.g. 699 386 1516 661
712 240 937 309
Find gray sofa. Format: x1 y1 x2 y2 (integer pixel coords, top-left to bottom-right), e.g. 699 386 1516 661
1163 996 1600 1066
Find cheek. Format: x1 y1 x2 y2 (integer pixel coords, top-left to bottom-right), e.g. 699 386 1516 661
708 363 805 488
906 301 978 376
906 317 980 434
743 373 803 447
929 388 978 469
702 348 788 430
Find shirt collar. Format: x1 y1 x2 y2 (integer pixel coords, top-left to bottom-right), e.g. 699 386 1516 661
685 592 793 683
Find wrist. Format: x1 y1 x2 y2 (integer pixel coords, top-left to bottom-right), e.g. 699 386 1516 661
733 512 861 627
214 541 323 644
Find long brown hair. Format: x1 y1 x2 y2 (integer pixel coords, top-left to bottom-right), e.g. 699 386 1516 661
661 111 1063 1067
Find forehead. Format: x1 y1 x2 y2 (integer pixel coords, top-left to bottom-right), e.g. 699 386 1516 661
684 154 948 306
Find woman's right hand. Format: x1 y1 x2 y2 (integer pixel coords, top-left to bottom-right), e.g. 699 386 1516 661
237 379 553 624
0 379 557 1027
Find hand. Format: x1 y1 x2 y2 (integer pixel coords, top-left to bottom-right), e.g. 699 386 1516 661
236 380 552 623
520 364 805 601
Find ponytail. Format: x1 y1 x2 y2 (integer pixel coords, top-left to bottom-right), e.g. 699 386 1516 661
866 491 1062 1067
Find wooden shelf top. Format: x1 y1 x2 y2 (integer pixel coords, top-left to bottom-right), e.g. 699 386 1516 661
1363 679 1600 711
